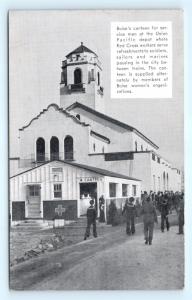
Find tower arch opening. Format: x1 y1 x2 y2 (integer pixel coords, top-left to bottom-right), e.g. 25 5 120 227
74 68 82 84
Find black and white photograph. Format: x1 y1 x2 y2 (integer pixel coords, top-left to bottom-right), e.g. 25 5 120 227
9 10 184 290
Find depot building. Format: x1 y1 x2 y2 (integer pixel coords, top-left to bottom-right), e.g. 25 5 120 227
10 160 141 223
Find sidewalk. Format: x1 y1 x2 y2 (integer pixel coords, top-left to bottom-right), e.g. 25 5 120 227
10 214 183 290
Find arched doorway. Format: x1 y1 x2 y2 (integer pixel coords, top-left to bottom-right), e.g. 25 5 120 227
50 136 59 160
74 68 82 84
36 137 45 162
64 136 73 160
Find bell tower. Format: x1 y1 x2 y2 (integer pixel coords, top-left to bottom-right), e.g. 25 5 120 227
60 42 105 113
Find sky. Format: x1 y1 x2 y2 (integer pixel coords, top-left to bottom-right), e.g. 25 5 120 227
9 10 183 169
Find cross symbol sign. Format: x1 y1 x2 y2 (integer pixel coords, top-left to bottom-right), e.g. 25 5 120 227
55 205 66 217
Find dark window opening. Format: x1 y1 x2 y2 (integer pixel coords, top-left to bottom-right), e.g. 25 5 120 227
76 114 80 120
64 136 73 160
74 68 82 84
132 185 137 196
109 183 116 198
97 72 100 86
93 143 96 152
36 137 45 162
152 153 156 161
50 136 59 160
122 184 128 197
135 141 137 152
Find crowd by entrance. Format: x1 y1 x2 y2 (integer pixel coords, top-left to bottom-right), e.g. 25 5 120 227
83 191 184 245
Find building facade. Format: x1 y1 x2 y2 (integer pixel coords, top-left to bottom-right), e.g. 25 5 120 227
9 43 182 223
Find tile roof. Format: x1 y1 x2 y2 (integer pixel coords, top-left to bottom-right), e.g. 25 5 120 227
66 42 97 58
10 160 141 181
66 102 159 149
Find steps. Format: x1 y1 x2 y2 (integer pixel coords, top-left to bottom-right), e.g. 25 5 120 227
12 219 51 231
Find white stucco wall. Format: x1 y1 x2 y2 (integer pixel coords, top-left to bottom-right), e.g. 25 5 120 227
19 105 90 163
68 107 133 153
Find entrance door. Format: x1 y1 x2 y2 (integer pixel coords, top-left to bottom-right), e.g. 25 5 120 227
27 185 41 218
79 182 97 216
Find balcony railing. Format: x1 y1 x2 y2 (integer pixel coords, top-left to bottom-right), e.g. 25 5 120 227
68 83 85 93
19 152 75 168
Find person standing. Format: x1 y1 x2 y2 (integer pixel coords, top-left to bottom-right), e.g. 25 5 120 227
84 199 97 240
99 195 105 223
159 194 170 232
140 196 158 245
122 197 137 235
177 194 184 234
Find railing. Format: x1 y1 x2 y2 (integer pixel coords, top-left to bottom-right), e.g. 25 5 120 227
68 83 85 92
19 152 75 168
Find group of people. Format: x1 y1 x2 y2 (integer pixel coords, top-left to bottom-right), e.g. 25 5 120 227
83 191 184 245
122 190 184 245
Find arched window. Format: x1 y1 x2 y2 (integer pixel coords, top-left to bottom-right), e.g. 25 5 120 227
64 136 73 160
50 136 59 160
163 171 166 191
167 173 169 190
36 137 45 162
135 141 137 152
74 68 82 84
76 114 80 120
97 72 100 86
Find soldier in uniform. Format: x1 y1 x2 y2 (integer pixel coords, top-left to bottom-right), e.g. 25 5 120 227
159 194 170 232
84 199 97 240
122 197 137 235
140 196 158 245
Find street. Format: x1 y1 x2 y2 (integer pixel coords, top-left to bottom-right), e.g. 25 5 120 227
10 220 184 290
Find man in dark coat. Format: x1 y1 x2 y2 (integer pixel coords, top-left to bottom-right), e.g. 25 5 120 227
84 199 97 240
140 196 158 245
159 194 170 232
122 197 137 235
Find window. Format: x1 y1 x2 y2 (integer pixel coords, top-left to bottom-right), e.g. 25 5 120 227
76 114 80 120
132 185 137 196
102 146 105 153
122 184 128 197
157 157 160 163
141 145 143 151
29 185 40 197
152 153 156 161
50 136 59 160
36 137 45 162
97 72 100 86
153 175 156 191
91 69 94 81
93 143 96 152
74 68 82 84
54 184 62 198
109 183 116 197
135 141 137 152
64 136 73 160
